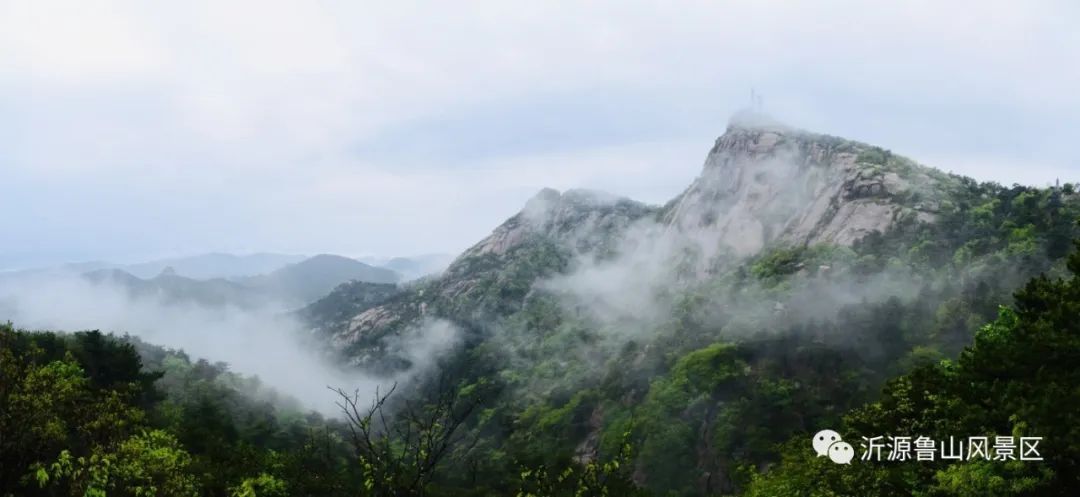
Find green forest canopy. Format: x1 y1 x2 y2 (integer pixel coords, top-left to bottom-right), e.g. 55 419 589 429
3 182 1080 496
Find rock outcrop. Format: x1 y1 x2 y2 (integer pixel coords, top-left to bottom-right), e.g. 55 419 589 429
663 112 953 256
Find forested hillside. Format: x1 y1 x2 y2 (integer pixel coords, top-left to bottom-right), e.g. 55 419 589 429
0 325 363 497
414 183 1080 496
5 232 1080 495
297 122 1080 495
745 242 1080 496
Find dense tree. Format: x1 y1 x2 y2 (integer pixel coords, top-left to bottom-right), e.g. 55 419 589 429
744 243 1080 496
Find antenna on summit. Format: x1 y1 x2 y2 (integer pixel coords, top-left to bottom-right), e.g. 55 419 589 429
749 88 764 112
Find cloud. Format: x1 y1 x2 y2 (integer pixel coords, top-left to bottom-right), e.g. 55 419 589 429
0 1 164 83
2 0 1078 266
0 271 459 414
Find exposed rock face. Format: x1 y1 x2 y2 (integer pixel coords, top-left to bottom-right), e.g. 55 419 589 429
663 115 950 256
338 306 400 348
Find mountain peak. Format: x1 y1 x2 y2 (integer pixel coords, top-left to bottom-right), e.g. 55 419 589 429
665 120 955 255
302 254 356 265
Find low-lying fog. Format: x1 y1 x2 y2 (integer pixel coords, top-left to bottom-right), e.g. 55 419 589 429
0 271 456 415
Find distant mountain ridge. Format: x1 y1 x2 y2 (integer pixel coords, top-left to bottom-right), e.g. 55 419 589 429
4 252 453 285
33 254 403 311
237 254 399 305
1 252 307 280
123 252 307 279
82 268 270 309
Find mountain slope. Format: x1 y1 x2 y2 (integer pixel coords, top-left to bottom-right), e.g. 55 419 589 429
301 116 1080 496
297 280 402 336
305 188 654 362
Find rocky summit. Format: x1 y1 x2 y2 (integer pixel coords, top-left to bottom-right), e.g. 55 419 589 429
664 112 951 256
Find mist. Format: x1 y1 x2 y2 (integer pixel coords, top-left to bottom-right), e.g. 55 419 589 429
530 137 937 357
0 271 459 415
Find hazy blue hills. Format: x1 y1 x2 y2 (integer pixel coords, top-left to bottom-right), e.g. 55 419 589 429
122 252 308 279
0 252 306 280
236 254 400 306
8 254 404 311
82 267 271 309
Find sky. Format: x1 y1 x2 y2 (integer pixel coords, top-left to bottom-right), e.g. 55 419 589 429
2 0 1079 270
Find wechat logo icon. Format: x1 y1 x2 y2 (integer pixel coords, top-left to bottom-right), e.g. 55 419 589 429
813 429 853 465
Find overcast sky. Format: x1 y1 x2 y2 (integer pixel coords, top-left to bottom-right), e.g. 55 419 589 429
2 0 1078 270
